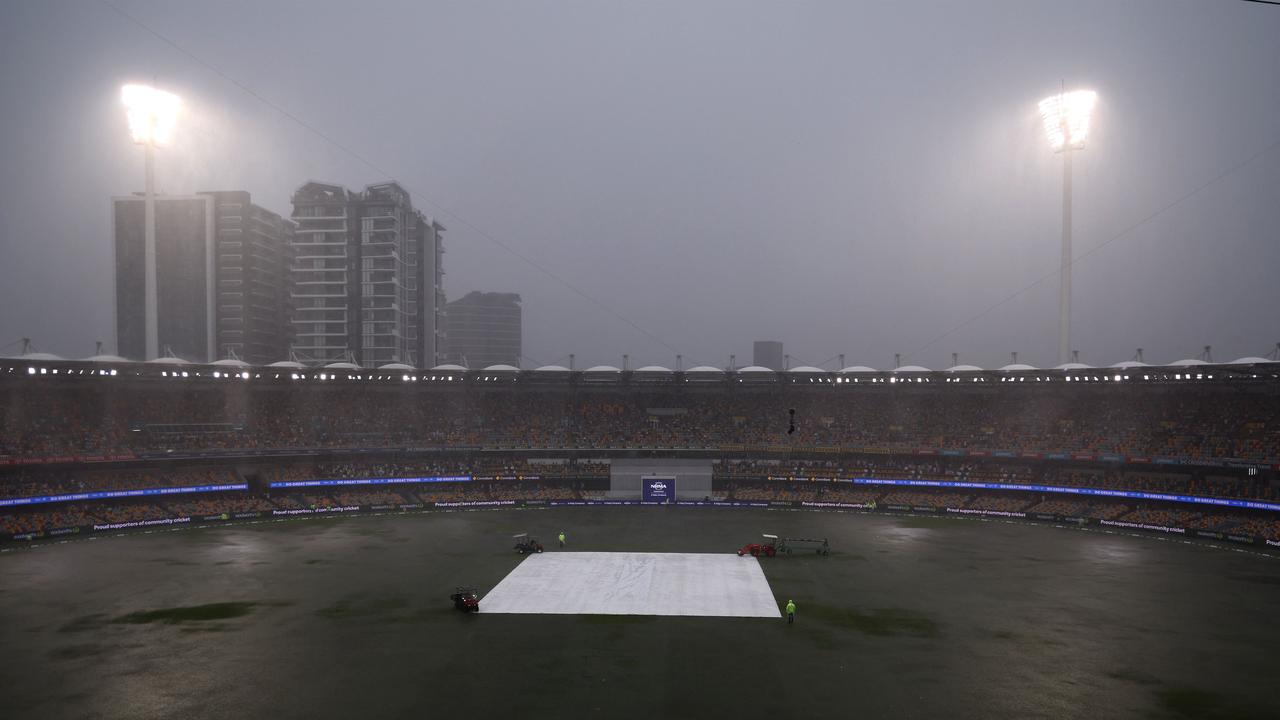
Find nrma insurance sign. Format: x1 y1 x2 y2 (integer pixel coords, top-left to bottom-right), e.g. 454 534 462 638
643 477 675 503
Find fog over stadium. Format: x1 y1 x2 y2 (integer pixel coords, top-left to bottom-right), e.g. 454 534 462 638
1 0 1278 370
5 5 1280 718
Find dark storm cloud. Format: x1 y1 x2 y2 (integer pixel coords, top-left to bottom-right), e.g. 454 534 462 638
1 0 1277 369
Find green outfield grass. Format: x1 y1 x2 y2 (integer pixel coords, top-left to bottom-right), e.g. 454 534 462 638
2 507 1278 719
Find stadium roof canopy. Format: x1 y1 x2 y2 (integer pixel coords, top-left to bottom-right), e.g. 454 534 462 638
533 365 570 372
1054 362 1093 370
893 365 931 373
634 365 673 373
267 361 304 368
1229 356 1276 365
584 365 621 373
787 366 826 373
1111 360 1150 369
378 363 415 370
8 352 66 361
998 363 1037 371
324 362 361 369
483 364 520 372
945 364 984 372
839 366 879 374
685 365 724 373
83 354 130 363
146 356 189 365
738 365 775 373
1168 359 1208 367
211 359 250 367
431 363 468 371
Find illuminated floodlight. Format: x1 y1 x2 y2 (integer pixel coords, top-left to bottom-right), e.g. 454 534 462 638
1038 90 1097 152
122 84 181 146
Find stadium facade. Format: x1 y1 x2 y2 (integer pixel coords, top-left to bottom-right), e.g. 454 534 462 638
2 354 1278 546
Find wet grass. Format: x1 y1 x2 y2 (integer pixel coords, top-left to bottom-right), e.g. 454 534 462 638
1228 573 1280 586
179 624 235 633
315 595 450 625
575 614 659 625
351 525 393 537
1157 687 1223 715
47 643 109 660
112 602 258 624
804 604 941 638
57 614 107 633
795 625 842 650
1107 667 1160 686
384 607 454 624
1142 686 1276 719
895 517 958 529
316 595 409 620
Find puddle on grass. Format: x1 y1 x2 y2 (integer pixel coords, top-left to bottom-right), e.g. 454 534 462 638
112 602 259 624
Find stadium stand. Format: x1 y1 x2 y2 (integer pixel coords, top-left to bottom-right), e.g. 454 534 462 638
2 368 1277 545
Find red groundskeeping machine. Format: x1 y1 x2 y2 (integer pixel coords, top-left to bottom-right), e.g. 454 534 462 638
737 534 779 557
737 533 831 557
450 586 480 612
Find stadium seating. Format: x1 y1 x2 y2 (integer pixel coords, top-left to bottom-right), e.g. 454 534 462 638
2 375 1277 543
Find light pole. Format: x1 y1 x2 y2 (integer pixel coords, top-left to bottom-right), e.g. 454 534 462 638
1038 88 1096 365
122 84 180 360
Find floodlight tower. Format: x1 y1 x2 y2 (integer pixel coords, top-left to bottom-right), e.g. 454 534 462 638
1038 89 1097 365
122 84 181 360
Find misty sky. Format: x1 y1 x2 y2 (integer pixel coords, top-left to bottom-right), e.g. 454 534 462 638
1 0 1278 370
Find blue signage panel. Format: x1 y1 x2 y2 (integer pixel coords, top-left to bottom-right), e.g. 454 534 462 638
642 477 675 503
269 475 472 488
0 483 248 508
844 478 1280 513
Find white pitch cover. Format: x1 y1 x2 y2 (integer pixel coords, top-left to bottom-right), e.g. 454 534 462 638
479 552 781 618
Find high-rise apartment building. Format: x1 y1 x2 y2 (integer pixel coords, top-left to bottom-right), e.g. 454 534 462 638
444 291 522 368
290 181 444 367
204 191 295 364
113 191 294 364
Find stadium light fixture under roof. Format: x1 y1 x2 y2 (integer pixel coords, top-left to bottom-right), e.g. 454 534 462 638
121 84 181 147
1038 89 1097 152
